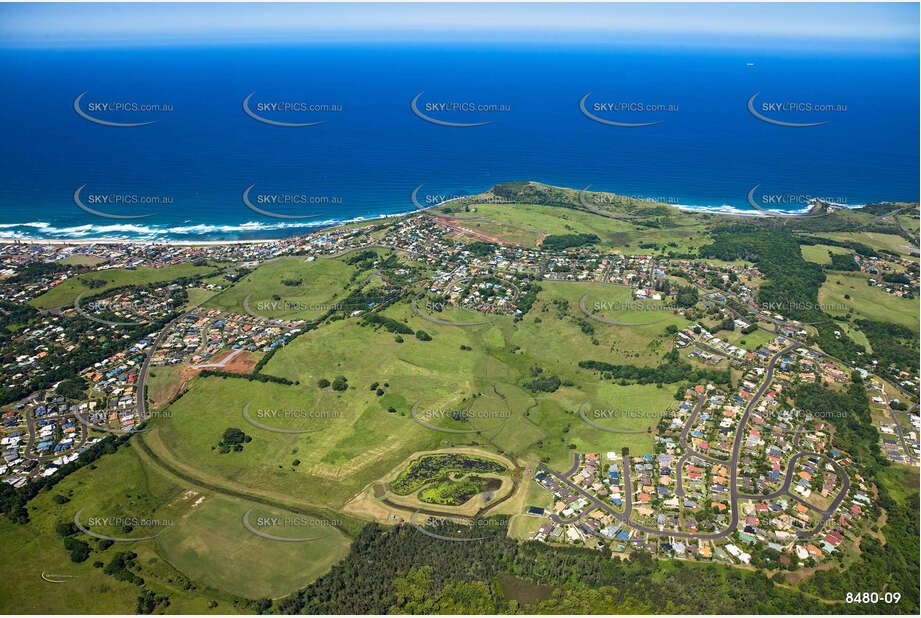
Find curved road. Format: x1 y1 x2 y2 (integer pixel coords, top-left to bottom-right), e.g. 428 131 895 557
540 344 848 541
22 413 89 472
136 311 193 423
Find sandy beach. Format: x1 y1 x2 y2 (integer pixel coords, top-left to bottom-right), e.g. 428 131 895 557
0 237 283 246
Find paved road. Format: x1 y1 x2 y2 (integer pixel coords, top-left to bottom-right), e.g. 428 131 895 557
674 394 712 497
737 450 851 538
868 206 908 225
886 403 916 464
548 509 590 526
191 348 243 370
691 280 918 436
562 452 581 478
539 344 845 542
601 260 615 284
676 394 726 465
22 412 89 469
136 312 192 423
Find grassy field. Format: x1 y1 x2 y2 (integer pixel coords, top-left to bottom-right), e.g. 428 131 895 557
0 433 351 613
0 441 247 614
441 215 542 247
30 263 220 310
895 213 919 233
185 287 222 309
146 365 191 411
877 463 921 504
521 282 688 366
149 276 689 498
149 374 435 509
800 244 851 265
705 323 776 352
818 272 919 332
203 257 356 321
507 514 545 540
59 255 106 266
437 201 710 255
157 497 350 600
560 383 674 456
814 232 917 257
832 319 872 352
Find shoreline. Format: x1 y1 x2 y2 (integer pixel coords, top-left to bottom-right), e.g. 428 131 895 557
0 237 286 247
0 196 876 247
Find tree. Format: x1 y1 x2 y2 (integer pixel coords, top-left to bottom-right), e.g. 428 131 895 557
221 427 247 445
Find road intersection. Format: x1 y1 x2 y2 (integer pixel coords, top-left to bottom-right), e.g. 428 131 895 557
540 344 852 543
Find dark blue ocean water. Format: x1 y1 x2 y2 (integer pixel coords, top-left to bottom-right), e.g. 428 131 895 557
0 42 917 241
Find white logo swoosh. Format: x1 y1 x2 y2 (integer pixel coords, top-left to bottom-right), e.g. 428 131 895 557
242 92 325 127
73 92 158 127
579 92 662 127
410 92 493 127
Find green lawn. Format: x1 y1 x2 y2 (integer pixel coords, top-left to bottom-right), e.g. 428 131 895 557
29 263 220 310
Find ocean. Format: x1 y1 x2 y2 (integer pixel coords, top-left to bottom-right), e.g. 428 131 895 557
0 41 917 241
